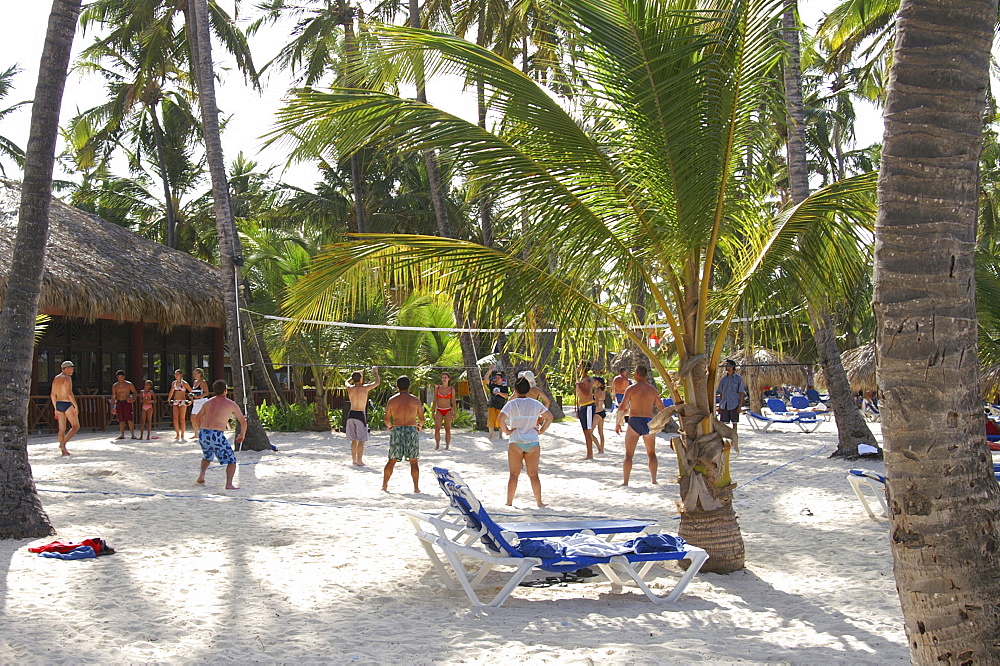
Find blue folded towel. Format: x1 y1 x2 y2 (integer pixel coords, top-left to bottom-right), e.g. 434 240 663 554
40 546 96 560
622 534 687 554
516 538 564 558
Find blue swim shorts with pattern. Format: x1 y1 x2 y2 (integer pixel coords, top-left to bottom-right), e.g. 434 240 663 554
198 428 237 465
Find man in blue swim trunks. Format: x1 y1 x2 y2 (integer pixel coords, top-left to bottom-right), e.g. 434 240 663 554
615 365 661 486
195 380 247 490
382 375 425 493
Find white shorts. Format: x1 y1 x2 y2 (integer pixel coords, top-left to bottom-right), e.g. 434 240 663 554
191 398 209 415
345 416 369 442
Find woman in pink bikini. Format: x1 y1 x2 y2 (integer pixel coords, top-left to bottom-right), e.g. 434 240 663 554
432 372 457 450
167 369 192 441
139 379 158 440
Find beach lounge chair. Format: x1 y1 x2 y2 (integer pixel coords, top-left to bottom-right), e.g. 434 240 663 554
849 466 1000 520
747 402 821 433
861 399 881 422
790 395 832 420
847 469 888 520
407 467 708 608
805 388 823 404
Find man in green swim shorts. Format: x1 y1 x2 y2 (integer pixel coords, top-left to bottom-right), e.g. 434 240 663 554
382 375 424 493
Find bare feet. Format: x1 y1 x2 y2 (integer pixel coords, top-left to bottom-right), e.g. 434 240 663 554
196 477 205 485
131 435 139 440
620 482 629 487
381 487 389 492
505 502 514 506
116 435 126 440
582 456 594 460
413 487 420 493
435 444 440 450
59 446 70 456
225 484 239 490
651 481 659 485
444 445 449 450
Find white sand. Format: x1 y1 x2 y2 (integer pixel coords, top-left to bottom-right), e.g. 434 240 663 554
0 417 909 663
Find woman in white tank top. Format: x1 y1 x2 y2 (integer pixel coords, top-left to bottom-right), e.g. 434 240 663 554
498 377 554 508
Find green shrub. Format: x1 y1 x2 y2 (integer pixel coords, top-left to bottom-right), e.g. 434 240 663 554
256 401 314 432
328 408 343 431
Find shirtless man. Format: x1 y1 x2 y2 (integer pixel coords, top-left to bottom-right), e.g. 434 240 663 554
615 364 661 486
345 366 380 466
110 370 138 440
195 380 247 490
611 367 631 412
575 360 601 458
382 375 424 493
50 360 80 456
432 372 456 450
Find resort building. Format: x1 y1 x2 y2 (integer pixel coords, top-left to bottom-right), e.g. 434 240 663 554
0 179 227 428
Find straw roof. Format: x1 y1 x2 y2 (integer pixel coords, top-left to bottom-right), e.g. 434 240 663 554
0 179 224 329
815 342 877 394
730 347 808 388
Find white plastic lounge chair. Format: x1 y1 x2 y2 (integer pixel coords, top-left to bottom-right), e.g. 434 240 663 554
847 469 888 520
408 467 708 608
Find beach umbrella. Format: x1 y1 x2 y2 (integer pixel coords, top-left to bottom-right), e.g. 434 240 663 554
730 347 808 411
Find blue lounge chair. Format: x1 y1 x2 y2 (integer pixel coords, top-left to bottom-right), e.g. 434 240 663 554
848 467 1000 520
790 395 832 420
862 399 880 422
746 400 821 433
805 388 822 404
847 469 888 520
408 467 708 608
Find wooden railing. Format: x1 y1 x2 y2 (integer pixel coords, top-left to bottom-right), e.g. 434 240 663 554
29 389 346 433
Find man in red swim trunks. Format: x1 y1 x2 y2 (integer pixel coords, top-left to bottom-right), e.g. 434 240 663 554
110 370 139 439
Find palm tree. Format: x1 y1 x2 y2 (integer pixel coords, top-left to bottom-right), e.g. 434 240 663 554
187 0 270 451
0 0 82 539
0 65 28 175
274 0 875 571
874 0 1000 658
781 0 877 457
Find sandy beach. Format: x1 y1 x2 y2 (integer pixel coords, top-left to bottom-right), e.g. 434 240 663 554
0 417 909 663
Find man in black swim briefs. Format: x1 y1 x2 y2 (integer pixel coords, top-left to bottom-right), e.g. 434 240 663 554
50 360 80 456
615 365 661 486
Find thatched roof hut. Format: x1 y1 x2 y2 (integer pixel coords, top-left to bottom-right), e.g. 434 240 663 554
815 341 877 395
0 179 224 328
730 347 808 410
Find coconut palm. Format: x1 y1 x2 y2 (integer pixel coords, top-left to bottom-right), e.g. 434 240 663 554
0 0 82 539
273 0 876 571
186 0 271 450
874 0 1000 657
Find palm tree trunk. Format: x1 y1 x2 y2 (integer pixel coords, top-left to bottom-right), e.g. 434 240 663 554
188 0 271 450
147 104 178 248
339 0 367 235
875 0 1000 658
783 0 876 457
810 309 876 456
409 0 451 238
456 306 489 429
675 344 744 573
0 0 81 539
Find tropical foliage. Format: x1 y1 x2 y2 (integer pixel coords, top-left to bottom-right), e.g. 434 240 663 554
270 0 879 571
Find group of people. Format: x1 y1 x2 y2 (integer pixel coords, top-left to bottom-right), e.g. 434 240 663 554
49 362 247 491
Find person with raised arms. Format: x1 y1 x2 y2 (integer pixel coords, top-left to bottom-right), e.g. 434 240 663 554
345 366 380 466
195 380 247 490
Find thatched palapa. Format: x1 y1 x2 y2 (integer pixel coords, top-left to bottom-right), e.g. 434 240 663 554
815 341 877 395
0 179 224 328
730 347 808 410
